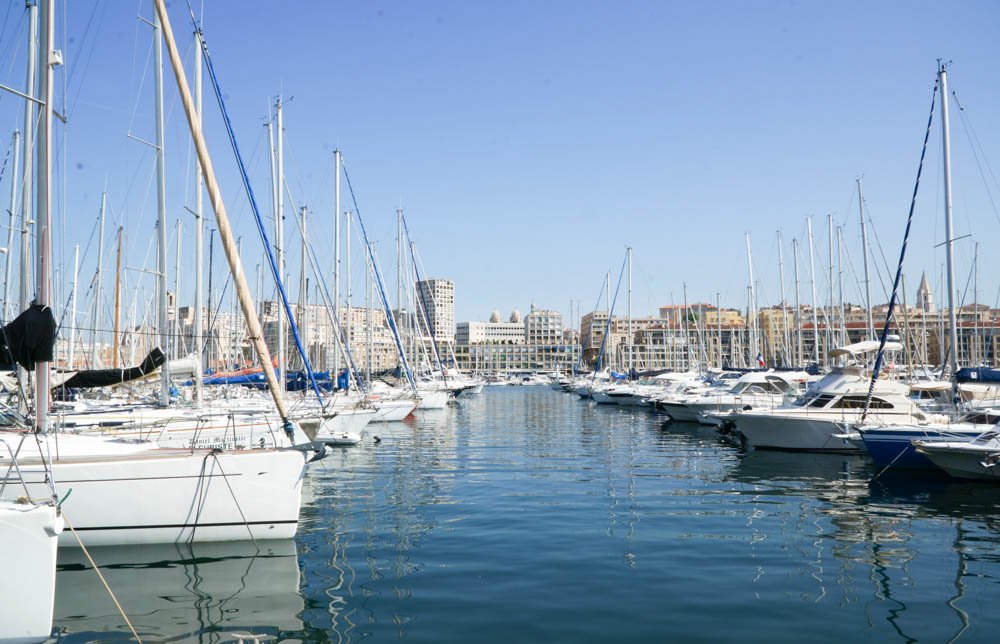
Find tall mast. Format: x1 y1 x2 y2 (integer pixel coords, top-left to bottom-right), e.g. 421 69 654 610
92 191 106 367
939 63 959 382
332 149 340 381
193 31 204 406
69 245 79 369
827 214 834 355
745 233 757 361
18 1 37 406
299 205 307 367
837 225 845 345
716 292 722 368
113 228 122 367
366 242 372 384
682 282 689 371
174 218 182 355
858 179 874 340
154 9 170 404
345 210 352 364
154 0 295 427
793 237 802 366
34 0 54 432
974 242 979 365
3 129 20 320
777 230 787 365
807 218 819 363
275 97 285 391
397 208 403 374
627 246 632 371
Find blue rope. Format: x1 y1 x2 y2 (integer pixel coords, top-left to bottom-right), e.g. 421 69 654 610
341 162 418 394
0 135 11 188
591 253 628 385
861 77 939 423
188 24 323 405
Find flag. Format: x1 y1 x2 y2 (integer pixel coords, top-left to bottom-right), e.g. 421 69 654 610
756 353 765 368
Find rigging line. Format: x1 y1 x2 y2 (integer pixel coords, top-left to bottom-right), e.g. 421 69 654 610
340 160 418 394
953 95 1000 224
187 23 322 405
860 77 938 425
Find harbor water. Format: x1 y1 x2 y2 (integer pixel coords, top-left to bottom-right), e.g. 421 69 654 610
53 387 1000 642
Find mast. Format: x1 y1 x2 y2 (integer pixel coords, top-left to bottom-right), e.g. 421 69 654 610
299 205 307 368
18 1 37 407
807 218 819 363
69 245 79 369
827 214 834 356
745 233 757 362
627 246 632 371
682 282 689 371
793 238 802 366
858 179 874 340
366 241 372 384
154 0 295 426
193 33 204 406
174 218 182 356
974 242 979 365
397 207 402 374
716 292 722 368
92 191 106 367
34 0 54 432
939 63 959 383
154 9 170 404
837 225 845 345
275 97 285 391
113 228 122 368
332 149 340 382
3 129 19 320
346 210 352 364
777 230 787 366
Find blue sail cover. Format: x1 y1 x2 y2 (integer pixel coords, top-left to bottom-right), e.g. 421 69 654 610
955 367 1000 384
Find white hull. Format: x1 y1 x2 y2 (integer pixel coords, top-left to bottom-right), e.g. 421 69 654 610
735 413 861 451
371 399 417 422
915 442 1000 480
0 433 309 546
417 390 450 409
0 501 62 643
659 402 701 423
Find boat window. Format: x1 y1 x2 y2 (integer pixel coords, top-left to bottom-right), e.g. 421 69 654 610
809 394 836 408
793 391 818 407
832 395 893 409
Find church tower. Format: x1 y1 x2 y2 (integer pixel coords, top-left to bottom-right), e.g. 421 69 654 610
916 271 934 312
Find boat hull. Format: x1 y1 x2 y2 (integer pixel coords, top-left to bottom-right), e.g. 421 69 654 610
0 501 61 643
735 413 861 451
12 449 307 547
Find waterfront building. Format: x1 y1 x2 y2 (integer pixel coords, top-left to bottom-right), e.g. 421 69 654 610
416 278 455 344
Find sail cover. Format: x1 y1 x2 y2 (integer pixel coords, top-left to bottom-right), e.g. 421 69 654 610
56 348 166 389
0 304 57 370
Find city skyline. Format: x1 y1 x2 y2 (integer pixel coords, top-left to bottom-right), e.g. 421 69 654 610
0 2 997 331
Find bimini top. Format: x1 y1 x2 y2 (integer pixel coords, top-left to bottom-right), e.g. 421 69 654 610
827 340 904 360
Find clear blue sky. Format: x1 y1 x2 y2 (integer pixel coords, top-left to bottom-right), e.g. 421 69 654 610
0 0 998 331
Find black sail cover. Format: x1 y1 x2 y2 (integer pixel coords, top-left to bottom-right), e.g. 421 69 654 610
58 348 166 389
0 304 57 370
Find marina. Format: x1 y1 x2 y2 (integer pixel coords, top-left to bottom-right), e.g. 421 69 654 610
0 1 999 642
50 386 1000 642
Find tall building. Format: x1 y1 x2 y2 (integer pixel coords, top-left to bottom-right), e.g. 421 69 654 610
415 278 455 343
524 305 562 345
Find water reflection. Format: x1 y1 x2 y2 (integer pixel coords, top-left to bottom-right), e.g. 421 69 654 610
53 540 302 642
